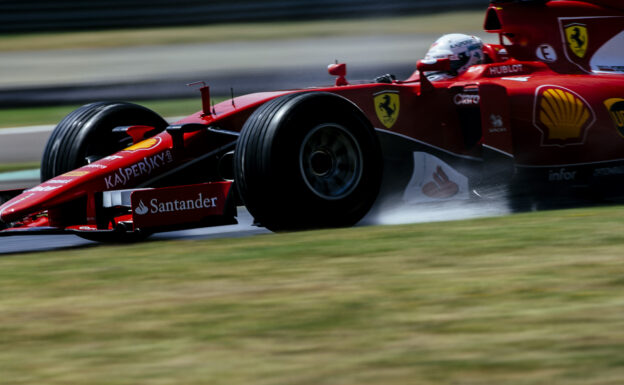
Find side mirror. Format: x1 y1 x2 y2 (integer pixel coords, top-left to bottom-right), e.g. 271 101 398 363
416 58 451 72
416 58 450 95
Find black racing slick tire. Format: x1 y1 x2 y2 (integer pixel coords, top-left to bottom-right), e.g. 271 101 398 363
234 92 383 231
40 102 166 243
41 101 168 181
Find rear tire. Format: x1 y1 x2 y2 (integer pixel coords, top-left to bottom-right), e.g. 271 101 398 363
234 92 382 231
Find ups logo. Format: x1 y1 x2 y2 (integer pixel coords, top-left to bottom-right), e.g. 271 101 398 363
604 98 624 137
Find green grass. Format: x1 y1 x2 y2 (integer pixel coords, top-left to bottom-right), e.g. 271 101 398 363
0 11 484 52
0 98 214 128
0 162 40 173
2 205 624 384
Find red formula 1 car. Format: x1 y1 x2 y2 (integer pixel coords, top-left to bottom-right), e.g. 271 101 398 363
1 0 623 242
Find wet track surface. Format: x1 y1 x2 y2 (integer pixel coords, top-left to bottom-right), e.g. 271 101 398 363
0 199 515 255
0 208 270 255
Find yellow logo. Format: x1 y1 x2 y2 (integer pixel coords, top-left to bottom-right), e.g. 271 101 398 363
62 171 89 177
374 91 400 129
123 137 160 152
565 24 588 59
604 98 624 137
535 86 594 146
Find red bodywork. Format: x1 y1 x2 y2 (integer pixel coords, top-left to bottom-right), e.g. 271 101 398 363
1 0 623 238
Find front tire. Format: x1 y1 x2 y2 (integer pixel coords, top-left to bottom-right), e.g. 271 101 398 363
234 92 382 231
41 102 167 242
41 101 167 181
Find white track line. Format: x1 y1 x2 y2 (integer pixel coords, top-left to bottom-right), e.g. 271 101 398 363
0 116 186 136
0 125 55 135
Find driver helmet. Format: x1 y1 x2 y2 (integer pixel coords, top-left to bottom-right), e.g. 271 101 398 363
424 34 484 78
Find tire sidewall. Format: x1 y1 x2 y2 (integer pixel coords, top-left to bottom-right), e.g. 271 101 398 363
237 92 382 230
68 104 164 169
276 96 379 223
41 102 167 181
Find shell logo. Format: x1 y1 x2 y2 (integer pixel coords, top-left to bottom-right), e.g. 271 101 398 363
123 137 161 152
534 85 595 147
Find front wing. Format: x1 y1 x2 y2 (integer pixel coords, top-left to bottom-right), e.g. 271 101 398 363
0 181 237 237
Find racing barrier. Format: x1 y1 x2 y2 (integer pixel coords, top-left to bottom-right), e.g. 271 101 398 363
0 0 484 33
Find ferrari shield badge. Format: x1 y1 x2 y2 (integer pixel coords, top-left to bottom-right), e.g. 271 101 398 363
374 91 400 128
565 23 588 59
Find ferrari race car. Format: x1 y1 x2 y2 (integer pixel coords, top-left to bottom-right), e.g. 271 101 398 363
1 0 623 242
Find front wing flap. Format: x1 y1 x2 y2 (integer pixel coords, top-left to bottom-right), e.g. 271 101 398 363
0 181 237 237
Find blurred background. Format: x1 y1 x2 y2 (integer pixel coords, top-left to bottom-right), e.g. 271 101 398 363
3 0 484 33
0 0 490 186
0 0 487 105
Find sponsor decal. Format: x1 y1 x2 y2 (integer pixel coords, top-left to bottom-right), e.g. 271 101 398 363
536 44 558 63
104 155 123 161
62 170 89 177
402 152 469 203
135 200 149 215
549 168 576 182
104 150 173 189
374 91 400 128
123 137 161 152
501 76 530 82
27 185 61 192
131 182 231 229
488 64 523 76
134 193 219 216
564 23 588 59
604 98 624 137
489 114 507 133
84 164 107 169
453 93 480 106
450 39 476 49
45 179 71 184
422 166 459 199
594 166 624 177
533 85 595 146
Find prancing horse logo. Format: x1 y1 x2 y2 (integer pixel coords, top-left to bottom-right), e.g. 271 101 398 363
564 23 588 59
374 91 400 128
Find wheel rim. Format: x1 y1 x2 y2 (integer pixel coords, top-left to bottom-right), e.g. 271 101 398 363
299 123 363 200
